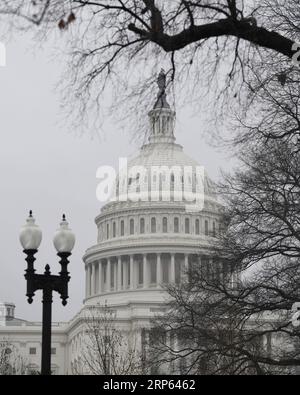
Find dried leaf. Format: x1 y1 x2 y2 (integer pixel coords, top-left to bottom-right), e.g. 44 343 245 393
58 19 66 30
67 12 76 24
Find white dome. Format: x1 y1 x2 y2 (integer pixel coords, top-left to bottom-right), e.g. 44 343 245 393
127 141 215 196
104 138 217 212
131 142 199 168
83 71 222 310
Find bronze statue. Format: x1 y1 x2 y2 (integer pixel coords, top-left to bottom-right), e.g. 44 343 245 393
154 69 170 109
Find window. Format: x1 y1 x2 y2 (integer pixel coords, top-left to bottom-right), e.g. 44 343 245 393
205 220 209 236
29 348 36 355
150 258 157 284
195 219 200 235
213 222 216 237
162 258 169 283
140 218 145 234
120 220 124 236
174 217 179 233
130 219 134 235
51 348 56 355
106 223 109 239
185 218 190 234
151 217 156 233
113 222 116 238
163 217 168 233
175 259 181 285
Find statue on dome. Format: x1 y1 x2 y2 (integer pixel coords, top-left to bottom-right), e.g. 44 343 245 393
154 69 170 109
157 68 166 94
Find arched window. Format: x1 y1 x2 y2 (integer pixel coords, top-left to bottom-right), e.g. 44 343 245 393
213 222 216 237
106 223 109 239
174 217 179 233
151 217 156 233
205 220 209 236
120 220 124 236
130 219 134 235
185 218 190 234
163 217 168 233
195 219 200 235
113 222 116 238
140 218 145 234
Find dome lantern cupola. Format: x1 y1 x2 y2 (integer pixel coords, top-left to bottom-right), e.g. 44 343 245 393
148 69 176 144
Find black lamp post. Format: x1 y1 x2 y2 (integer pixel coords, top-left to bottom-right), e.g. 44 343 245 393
20 211 75 376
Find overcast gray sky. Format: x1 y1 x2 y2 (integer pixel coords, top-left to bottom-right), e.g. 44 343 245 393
0 33 235 322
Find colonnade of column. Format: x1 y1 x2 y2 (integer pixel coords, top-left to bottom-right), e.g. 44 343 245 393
85 253 190 298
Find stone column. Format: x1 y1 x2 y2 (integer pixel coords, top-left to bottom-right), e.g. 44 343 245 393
157 253 162 287
123 259 128 289
95 262 99 294
170 253 175 283
107 258 111 292
85 265 89 298
130 255 134 290
98 260 102 294
117 256 122 291
143 254 148 288
91 262 96 295
114 260 117 291
183 253 189 282
89 265 92 296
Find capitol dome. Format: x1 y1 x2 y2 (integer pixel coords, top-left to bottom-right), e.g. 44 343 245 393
123 141 216 201
83 71 222 312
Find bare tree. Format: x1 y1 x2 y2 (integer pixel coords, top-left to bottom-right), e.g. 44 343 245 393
0 339 28 375
151 80 300 375
72 304 143 375
0 1 300 134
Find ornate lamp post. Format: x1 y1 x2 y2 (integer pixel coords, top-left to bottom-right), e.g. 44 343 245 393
19 211 75 375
